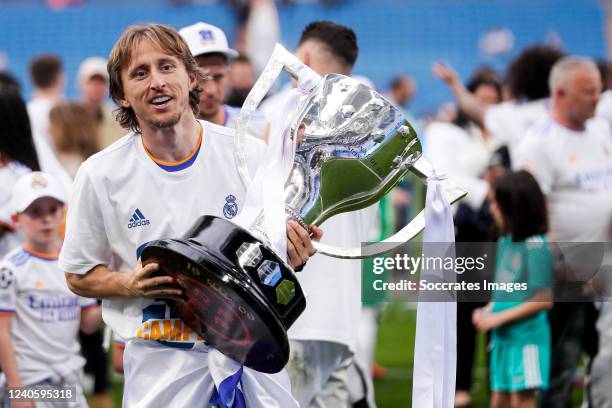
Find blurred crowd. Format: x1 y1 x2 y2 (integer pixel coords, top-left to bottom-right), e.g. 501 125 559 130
1 0 612 407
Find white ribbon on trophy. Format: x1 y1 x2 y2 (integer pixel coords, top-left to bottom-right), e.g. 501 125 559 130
412 172 457 408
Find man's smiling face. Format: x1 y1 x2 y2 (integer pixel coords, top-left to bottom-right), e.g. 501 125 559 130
119 39 196 130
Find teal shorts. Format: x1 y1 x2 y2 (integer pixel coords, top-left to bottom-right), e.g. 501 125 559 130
490 341 550 392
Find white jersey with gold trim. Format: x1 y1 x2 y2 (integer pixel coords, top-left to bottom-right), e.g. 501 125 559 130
59 120 265 348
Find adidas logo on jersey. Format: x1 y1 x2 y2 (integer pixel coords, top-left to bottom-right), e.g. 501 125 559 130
128 209 150 229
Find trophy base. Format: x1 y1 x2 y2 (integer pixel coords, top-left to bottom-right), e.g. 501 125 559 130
140 215 306 374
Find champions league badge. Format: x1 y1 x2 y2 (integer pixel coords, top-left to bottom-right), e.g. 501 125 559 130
223 195 238 219
0 267 13 289
141 44 466 373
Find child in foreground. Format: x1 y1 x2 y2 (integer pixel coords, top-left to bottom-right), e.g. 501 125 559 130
473 170 553 408
0 172 101 407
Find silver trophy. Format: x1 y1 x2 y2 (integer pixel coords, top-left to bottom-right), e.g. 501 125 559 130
141 45 466 373
235 44 466 258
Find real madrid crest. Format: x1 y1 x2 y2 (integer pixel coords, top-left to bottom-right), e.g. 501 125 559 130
223 194 238 219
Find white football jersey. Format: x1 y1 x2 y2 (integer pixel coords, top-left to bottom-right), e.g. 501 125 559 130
59 120 265 348
288 207 378 352
514 116 612 242
0 246 96 385
484 99 549 160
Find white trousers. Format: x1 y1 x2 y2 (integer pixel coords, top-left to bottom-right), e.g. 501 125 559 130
122 341 298 408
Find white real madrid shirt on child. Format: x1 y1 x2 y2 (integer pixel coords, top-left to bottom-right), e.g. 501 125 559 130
514 116 612 242
59 120 264 346
0 245 97 385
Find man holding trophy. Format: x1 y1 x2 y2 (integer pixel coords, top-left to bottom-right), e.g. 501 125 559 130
59 23 320 407
60 18 464 408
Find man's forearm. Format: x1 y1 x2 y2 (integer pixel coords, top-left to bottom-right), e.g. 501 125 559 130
65 265 131 299
449 82 486 127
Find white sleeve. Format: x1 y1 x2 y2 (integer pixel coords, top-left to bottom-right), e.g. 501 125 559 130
59 166 113 274
424 123 489 209
483 102 515 146
0 262 17 314
513 134 555 195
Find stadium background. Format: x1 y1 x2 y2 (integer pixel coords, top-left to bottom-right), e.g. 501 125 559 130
0 0 608 406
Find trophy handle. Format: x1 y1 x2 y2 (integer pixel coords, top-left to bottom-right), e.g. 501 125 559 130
234 44 315 188
313 157 467 259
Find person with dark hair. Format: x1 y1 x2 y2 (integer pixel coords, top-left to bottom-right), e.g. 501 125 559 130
259 20 376 407
24 54 73 193
387 74 415 109
433 45 565 159
425 70 502 215
59 23 319 407
0 90 41 259
473 170 553 408
515 56 612 408
298 20 358 70
504 45 565 102
179 22 267 139
0 72 20 93
454 75 502 129
260 20 359 119
27 54 64 145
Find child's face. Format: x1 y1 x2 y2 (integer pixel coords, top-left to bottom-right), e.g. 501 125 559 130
14 197 64 248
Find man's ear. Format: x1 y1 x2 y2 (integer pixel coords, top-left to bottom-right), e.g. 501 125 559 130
119 95 130 108
189 71 198 91
302 50 312 68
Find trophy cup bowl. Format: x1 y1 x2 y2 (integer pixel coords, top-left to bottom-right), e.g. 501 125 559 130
141 45 466 373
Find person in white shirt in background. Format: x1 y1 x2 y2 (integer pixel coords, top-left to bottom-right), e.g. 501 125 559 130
433 45 565 162
179 21 268 139
25 55 73 193
261 21 379 408
513 56 612 408
77 56 125 149
27 54 64 147
424 73 502 214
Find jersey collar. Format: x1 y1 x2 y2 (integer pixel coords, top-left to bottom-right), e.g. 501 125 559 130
142 122 203 172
